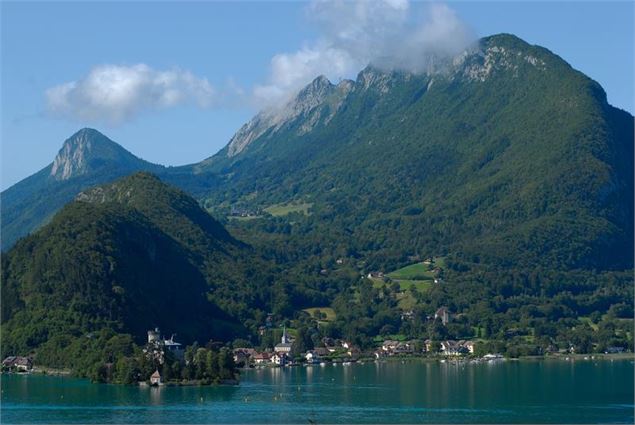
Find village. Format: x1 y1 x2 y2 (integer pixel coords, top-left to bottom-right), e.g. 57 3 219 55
231 330 489 369
230 314 501 370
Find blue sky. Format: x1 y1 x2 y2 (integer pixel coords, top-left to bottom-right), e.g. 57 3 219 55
2 1 633 190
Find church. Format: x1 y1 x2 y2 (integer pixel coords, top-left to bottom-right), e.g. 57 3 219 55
274 327 293 354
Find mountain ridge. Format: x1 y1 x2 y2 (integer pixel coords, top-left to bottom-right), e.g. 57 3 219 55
2 33 633 272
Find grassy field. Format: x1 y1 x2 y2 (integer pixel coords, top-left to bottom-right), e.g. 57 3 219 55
371 274 432 296
395 280 433 291
388 262 436 280
364 258 445 311
303 307 336 321
264 202 313 217
228 215 259 221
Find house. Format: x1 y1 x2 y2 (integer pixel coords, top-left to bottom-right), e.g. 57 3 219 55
150 370 162 386
336 258 344 265
394 341 415 354
253 352 271 364
341 341 351 349
2 356 16 369
305 351 321 364
14 357 32 372
382 340 400 352
2 356 33 372
274 327 293 354
367 272 384 279
272 353 288 366
435 307 450 325
424 339 433 352
314 347 330 357
462 341 476 354
233 348 256 365
440 340 467 356
440 340 459 355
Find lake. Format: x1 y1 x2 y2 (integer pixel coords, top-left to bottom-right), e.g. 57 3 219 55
2 358 633 423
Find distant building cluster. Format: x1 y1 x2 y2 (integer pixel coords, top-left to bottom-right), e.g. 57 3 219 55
2 356 32 372
233 329 361 367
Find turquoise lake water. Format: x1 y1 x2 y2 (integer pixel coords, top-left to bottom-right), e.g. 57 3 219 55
2 359 633 423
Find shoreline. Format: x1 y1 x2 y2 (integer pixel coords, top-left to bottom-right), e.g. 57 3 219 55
8 353 632 382
241 352 634 369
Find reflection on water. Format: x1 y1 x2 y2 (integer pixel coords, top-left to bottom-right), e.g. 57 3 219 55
2 359 633 424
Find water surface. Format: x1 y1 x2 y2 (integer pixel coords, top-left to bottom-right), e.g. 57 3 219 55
2 359 633 423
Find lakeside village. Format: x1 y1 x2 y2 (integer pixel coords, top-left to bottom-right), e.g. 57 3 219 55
2 316 629 384
0 319 500 385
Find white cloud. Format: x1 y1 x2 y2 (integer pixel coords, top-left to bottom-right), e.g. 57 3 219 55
45 2 475 120
253 43 359 106
254 0 475 107
46 64 215 124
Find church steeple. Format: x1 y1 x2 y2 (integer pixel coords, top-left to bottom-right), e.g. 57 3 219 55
281 326 289 344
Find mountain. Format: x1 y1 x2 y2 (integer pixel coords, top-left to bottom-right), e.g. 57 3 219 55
3 34 633 272
1 33 633 365
196 33 634 272
1 129 165 250
0 173 272 362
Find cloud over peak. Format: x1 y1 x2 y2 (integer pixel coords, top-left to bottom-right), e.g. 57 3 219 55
44 1 475 123
254 0 475 107
46 64 215 124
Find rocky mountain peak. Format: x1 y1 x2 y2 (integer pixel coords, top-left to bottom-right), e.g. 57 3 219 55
51 128 103 180
226 75 352 157
296 75 333 101
50 128 144 181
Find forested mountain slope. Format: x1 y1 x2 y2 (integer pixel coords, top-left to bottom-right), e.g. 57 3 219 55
0 173 275 361
198 34 634 272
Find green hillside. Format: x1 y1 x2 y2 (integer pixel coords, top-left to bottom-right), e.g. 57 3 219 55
198 34 633 274
0 173 274 368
